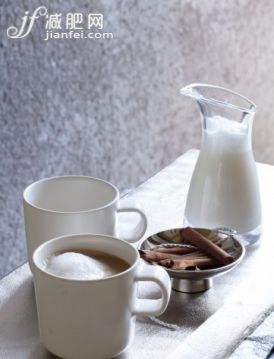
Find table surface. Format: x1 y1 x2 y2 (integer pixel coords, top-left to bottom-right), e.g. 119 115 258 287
1 149 274 359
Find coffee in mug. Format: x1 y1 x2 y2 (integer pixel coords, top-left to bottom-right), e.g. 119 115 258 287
42 249 130 280
33 234 171 359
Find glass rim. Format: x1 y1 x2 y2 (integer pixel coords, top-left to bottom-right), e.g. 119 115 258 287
180 83 257 114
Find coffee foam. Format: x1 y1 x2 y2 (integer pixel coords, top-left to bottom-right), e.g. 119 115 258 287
43 252 107 280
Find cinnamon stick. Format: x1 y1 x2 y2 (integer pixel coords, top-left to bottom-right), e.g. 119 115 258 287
180 227 233 265
139 249 208 263
159 257 218 270
152 247 196 255
179 251 211 259
138 249 184 262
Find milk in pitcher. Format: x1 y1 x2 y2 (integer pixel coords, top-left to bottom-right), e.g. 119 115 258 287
181 84 262 244
185 115 261 233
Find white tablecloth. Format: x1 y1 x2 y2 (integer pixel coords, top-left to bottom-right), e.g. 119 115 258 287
1 150 274 359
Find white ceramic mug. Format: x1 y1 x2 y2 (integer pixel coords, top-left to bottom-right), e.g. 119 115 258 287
23 176 147 269
33 233 171 359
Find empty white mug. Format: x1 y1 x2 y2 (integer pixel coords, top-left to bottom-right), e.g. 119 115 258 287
23 176 147 269
33 233 171 359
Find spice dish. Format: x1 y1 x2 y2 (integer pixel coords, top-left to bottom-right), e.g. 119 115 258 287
139 227 245 293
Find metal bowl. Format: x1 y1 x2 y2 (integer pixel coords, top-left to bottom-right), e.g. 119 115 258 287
139 227 245 293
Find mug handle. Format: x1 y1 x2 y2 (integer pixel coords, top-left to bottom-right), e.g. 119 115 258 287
116 199 147 243
132 263 171 316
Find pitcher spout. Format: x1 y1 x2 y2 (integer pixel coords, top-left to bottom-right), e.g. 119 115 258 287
180 83 256 115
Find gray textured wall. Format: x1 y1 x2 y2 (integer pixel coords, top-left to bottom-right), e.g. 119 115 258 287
1 0 274 276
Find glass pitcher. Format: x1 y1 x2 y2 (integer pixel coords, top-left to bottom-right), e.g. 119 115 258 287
181 84 262 245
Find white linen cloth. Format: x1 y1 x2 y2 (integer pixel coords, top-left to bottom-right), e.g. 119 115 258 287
1 150 274 359
230 311 274 359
